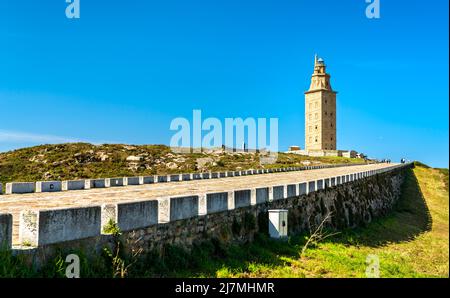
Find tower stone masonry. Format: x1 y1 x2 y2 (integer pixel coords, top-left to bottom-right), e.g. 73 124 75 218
304 55 337 150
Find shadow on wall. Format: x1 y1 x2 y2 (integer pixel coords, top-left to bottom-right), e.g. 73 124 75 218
330 168 432 248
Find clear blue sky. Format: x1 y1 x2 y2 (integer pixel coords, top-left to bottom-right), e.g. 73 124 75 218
0 0 448 168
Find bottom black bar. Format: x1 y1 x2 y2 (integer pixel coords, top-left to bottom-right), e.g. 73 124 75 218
0 278 447 297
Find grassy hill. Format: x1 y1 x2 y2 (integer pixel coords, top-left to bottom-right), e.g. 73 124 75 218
0 143 364 184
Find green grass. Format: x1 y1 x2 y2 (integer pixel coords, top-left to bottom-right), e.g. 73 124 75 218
102 219 121 235
0 249 36 277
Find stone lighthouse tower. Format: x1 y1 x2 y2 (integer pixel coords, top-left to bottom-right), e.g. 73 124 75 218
304 55 337 151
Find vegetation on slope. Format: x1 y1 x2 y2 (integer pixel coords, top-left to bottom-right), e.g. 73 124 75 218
0 143 363 184
0 162 447 278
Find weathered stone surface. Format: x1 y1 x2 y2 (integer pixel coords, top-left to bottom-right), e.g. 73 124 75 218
36 181 62 193
309 181 316 193
126 176 143 185
158 198 170 223
0 213 12 249
206 192 228 213
19 206 101 246
90 179 110 188
62 180 86 191
101 204 117 232
234 190 251 208
110 178 124 187
273 186 284 200
317 179 324 190
299 183 307 195
227 191 235 210
170 195 199 221
287 184 297 197
256 187 269 204
198 194 207 215
169 174 181 182
143 176 154 184
117 200 158 231
6 182 35 194
157 175 168 183
182 174 192 181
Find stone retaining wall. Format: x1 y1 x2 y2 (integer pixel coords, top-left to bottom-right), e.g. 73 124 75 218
0 163 413 268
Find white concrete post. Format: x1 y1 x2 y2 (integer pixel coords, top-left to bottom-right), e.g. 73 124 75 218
198 193 207 216
250 188 257 205
84 180 91 189
268 186 274 202
158 197 170 223
101 203 118 234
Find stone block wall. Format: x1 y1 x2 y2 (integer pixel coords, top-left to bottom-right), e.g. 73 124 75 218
1 164 413 268
36 181 62 193
5 182 35 194
126 164 409 253
19 206 101 246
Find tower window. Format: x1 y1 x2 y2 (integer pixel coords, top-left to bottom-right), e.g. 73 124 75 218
315 125 318 130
